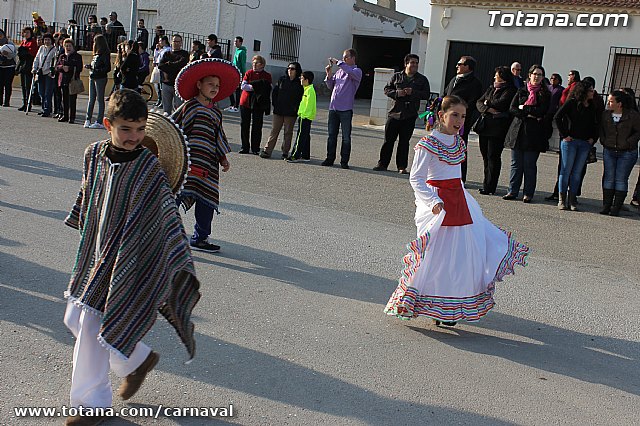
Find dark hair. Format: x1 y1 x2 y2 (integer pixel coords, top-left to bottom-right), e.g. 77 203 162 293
0 29 6 38
22 27 33 37
208 34 218 42
235 36 243 43
172 34 183 41
460 56 476 70
100 17 108 24
344 48 357 61
550 73 562 85
495 66 514 86
441 95 467 113
89 15 98 22
621 87 638 111
92 34 109 55
569 70 581 82
138 18 144 23
302 70 314 84
569 81 593 105
288 61 302 78
106 89 148 122
160 36 169 45
404 53 419 65
528 64 545 77
68 19 77 25
42 33 54 42
582 76 596 89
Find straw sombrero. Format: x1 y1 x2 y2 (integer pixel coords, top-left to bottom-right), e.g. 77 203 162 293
141 112 189 194
175 58 241 102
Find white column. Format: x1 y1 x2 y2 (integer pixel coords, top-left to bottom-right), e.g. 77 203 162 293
369 67 394 125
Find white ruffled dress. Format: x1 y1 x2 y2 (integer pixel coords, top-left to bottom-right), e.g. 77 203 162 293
385 130 529 322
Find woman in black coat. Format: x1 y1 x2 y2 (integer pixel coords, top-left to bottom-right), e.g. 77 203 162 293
55 38 83 123
260 61 303 158
475 66 517 195
120 40 140 90
503 64 551 203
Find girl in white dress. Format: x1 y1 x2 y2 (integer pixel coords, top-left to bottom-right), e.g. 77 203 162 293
385 96 529 326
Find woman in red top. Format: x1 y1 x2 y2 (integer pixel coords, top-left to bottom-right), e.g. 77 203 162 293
238 55 272 154
18 27 38 111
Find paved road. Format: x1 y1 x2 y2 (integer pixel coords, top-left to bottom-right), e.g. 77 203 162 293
1 94 639 425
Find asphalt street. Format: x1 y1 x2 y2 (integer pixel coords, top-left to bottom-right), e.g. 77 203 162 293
1 93 639 425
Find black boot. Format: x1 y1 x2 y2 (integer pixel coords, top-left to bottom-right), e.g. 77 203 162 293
569 192 579 211
18 103 27 112
599 189 615 215
558 192 568 210
610 191 627 216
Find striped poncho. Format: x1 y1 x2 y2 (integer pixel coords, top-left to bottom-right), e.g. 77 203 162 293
65 141 201 359
173 98 231 212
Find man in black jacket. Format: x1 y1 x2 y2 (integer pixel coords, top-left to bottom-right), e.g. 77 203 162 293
443 55 483 181
374 54 430 173
158 34 189 114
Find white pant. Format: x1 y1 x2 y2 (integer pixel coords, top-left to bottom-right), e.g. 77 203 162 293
64 300 151 408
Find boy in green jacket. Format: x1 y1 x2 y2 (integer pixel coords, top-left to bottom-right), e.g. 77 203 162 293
288 71 316 162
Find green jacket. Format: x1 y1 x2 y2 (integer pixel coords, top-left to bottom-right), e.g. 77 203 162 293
298 84 316 120
233 45 247 75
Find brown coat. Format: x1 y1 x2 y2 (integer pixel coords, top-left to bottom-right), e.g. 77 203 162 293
599 109 640 151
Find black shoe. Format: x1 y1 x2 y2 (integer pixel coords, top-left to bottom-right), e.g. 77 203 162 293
441 321 457 327
478 189 494 195
502 193 517 200
18 105 26 111
58 116 68 122
373 165 387 171
523 196 532 204
281 153 288 160
37 111 44 116
340 163 350 169
251 151 260 155
321 159 334 167
41 113 51 117
238 150 250 154
191 240 221 253
544 194 559 201
259 150 271 159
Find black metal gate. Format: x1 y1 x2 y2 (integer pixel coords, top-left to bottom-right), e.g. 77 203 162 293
603 46 640 100
446 41 544 89
72 3 97 49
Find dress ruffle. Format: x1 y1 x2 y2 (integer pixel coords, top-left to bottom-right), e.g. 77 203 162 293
384 230 529 322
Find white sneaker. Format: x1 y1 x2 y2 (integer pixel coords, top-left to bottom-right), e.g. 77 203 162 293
83 120 91 128
90 122 105 129
223 106 234 112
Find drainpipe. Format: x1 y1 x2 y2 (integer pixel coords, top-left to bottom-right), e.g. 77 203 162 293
215 0 221 35
129 0 138 40
52 0 57 23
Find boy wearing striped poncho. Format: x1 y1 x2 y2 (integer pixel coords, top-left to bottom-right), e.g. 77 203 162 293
63 89 200 426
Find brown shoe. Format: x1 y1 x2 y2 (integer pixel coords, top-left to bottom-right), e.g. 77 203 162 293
117 351 159 400
65 415 106 426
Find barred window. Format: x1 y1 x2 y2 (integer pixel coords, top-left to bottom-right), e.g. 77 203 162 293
271 20 301 62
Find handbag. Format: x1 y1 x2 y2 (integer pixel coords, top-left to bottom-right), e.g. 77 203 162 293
68 66 85 95
472 114 487 133
150 66 160 84
586 146 598 164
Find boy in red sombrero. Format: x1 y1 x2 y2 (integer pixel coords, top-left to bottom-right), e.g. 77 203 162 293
173 58 240 253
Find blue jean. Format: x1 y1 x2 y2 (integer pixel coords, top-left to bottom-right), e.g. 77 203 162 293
326 109 353 164
559 139 591 194
37 75 55 114
192 200 216 243
86 77 107 123
508 149 540 198
602 148 638 192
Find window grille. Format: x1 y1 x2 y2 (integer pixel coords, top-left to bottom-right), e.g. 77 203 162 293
271 20 301 62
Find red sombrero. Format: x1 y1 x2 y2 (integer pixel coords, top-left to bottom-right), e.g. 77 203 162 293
175 58 241 102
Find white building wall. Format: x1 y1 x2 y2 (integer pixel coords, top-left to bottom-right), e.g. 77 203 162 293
425 5 640 94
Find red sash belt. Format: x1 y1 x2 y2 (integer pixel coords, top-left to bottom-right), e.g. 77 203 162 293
189 165 209 178
427 178 473 226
